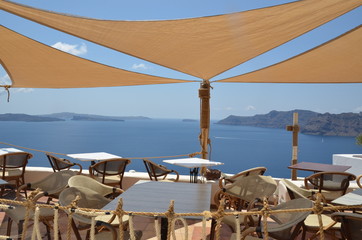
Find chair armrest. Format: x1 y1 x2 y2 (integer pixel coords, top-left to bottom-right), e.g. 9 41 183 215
73 162 83 174
171 170 180 182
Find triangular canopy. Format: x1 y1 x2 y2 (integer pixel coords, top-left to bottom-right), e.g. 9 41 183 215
216 26 362 84
0 0 360 80
0 26 191 88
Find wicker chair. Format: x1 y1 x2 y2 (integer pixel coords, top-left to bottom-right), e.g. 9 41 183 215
89 158 131 189
143 159 179 182
240 198 313 240
68 175 124 199
304 171 356 202
280 179 342 240
213 175 277 237
331 212 362 240
0 152 32 189
59 186 142 240
5 170 76 240
46 153 82 174
214 167 267 210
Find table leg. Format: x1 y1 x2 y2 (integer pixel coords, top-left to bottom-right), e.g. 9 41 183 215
189 168 199 183
161 217 168 240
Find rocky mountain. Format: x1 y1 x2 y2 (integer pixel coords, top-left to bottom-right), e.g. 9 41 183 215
0 113 64 122
0 112 150 122
39 112 151 121
71 115 124 122
217 110 362 137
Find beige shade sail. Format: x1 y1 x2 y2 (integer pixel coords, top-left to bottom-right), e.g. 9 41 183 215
0 0 360 80
0 26 192 88
216 26 362 84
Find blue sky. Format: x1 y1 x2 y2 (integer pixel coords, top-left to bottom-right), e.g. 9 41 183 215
0 0 361 120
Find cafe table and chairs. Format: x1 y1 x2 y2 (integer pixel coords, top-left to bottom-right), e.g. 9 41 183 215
163 157 224 183
102 180 212 240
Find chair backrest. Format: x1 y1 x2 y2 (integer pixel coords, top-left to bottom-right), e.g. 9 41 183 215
143 159 179 181
0 152 32 182
331 212 362 240
68 175 123 198
29 170 77 196
224 175 277 203
0 152 32 169
281 179 314 200
89 158 131 188
304 171 356 195
59 186 111 224
46 153 82 173
266 198 313 240
219 167 266 189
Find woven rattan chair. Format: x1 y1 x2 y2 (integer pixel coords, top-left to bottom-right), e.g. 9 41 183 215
89 158 131 189
143 159 179 182
281 179 315 200
59 186 138 240
331 212 362 240
280 179 342 240
214 167 267 210
240 198 313 240
68 175 124 199
214 175 277 237
304 171 356 202
5 170 76 240
46 153 82 174
0 152 32 189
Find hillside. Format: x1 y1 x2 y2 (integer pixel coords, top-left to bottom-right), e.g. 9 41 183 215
38 112 151 121
0 113 64 122
217 110 362 137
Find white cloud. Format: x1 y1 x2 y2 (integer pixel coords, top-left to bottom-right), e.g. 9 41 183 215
354 106 362 112
132 63 149 70
245 105 256 111
52 42 87 55
0 74 11 85
225 107 233 111
15 88 34 93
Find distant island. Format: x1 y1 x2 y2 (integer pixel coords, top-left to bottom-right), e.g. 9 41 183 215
0 113 64 122
182 119 198 122
0 112 151 122
217 110 362 137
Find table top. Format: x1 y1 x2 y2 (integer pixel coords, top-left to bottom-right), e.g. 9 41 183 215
163 158 224 169
288 162 351 173
102 181 212 214
67 152 122 161
332 188 362 206
0 148 23 155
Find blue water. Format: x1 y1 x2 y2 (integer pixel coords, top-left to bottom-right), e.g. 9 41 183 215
0 119 360 178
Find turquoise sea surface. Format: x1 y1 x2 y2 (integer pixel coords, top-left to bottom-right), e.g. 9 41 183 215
0 119 360 178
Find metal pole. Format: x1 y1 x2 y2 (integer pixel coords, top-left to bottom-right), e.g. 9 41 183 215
286 112 299 180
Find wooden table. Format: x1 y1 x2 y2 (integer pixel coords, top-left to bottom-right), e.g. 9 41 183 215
332 188 362 206
163 158 223 183
288 162 351 173
102 181 212 240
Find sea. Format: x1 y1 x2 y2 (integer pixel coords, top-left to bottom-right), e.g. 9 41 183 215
0 119 360 178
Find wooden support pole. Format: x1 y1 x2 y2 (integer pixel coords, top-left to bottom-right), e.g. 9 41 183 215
286 112 299 180
199 80 211 161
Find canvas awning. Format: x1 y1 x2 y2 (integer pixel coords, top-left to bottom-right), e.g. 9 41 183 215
216 26 362 84
1 0 360 80
0 26 192 88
